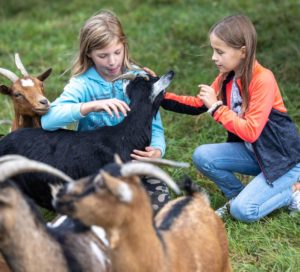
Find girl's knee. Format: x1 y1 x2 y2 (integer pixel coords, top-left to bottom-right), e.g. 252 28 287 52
230 199 259 223
192 145 211 170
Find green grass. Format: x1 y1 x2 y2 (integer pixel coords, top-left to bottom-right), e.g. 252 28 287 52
1 0 300 271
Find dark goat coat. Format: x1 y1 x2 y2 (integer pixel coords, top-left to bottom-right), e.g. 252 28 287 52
0 74 170 210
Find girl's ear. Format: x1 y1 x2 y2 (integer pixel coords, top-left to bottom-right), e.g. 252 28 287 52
241 46 246 58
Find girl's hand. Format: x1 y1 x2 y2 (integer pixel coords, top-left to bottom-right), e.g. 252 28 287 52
81 98 130 118
143 67 157 77
197 84 218 109
130 146 162 160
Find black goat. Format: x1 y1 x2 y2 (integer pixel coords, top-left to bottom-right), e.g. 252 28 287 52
0 71 174 210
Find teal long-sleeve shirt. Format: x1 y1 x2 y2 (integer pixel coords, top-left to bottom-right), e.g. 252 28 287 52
41 67 166 156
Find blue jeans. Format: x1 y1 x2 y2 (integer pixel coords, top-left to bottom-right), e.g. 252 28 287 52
192 142 300 222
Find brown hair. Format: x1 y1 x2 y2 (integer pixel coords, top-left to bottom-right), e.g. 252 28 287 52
71 10 133 76
209 14 257 113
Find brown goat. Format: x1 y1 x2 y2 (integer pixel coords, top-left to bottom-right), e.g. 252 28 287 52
0 53 51 130
0 155 110 272
55 160 232 272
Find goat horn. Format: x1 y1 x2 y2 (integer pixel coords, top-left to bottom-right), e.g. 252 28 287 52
0 159 75 183
134 157 190 168
0 154 30 164
137 73 149 81
111 72 137 82
15 53 29 77
128 69 150 81
129 67 151 80
120 162 181 194
0 68 19 83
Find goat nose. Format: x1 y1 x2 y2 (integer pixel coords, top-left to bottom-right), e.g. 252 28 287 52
39 99 49 106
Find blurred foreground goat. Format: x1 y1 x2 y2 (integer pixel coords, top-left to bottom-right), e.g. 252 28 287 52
0 155 110 272
55 158 232 272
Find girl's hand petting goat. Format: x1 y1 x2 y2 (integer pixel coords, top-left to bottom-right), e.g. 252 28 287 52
80 98 130 119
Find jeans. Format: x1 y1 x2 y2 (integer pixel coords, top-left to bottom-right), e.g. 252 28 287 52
192 142 300 222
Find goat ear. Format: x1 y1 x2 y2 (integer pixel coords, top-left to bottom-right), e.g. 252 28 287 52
0 85 12 96
0 189 14 206
101 171 133 203
37 68 52 81
152 70 175 100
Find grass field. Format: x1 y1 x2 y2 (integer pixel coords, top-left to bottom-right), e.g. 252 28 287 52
1 0 300 271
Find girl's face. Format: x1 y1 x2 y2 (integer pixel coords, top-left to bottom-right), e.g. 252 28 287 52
88 38 125 81
210 32 245 75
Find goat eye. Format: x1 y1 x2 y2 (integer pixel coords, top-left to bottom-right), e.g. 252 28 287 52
14 92 23 98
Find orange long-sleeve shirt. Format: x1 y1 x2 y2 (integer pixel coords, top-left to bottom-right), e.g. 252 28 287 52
164 61 286 143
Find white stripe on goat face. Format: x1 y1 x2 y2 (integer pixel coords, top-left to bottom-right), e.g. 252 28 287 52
20 78 34 87
91 226 109 247
90 241 108 268
47 215 68 228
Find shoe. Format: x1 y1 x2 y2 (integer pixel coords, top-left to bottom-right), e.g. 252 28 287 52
142 177 170 214
215 197 235 218
288 190 300 212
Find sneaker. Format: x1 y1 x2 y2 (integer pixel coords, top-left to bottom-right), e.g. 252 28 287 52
142 177 170 214
215 197 235 218
288 190 300 212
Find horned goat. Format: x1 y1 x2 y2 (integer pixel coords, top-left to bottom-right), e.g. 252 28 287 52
54 159 232 272
0 53 51 131
0 71 174 210
0 155 110 272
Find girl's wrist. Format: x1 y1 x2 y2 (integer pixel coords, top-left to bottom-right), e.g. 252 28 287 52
80 102 94 116
207 100 223 116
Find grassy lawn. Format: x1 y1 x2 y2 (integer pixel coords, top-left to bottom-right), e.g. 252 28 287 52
1 0 299 271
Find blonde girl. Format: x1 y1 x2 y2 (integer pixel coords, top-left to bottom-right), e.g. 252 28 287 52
41 10 170 211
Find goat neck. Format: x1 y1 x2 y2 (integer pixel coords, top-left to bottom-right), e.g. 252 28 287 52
112 73 170 161
12 114 41 131
109 179 166 272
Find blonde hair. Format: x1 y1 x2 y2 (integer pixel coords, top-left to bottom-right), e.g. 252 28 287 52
71 10 133 76
210 14 257 113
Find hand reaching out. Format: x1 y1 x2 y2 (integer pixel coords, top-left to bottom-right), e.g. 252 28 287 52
197 84 218 109
80 98 130 118
143 67 157 77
